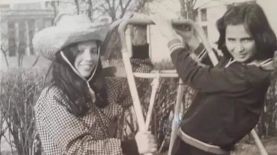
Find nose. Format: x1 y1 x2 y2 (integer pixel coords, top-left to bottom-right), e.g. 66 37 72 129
83 49 97 61
233 42 244 53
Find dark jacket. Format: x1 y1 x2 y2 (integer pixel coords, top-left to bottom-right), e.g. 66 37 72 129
171 44 271 149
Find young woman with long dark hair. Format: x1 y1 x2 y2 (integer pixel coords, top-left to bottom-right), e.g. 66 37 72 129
154 2 276 155
33 14 156 155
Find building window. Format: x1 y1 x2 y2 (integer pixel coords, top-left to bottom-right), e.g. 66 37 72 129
17 21 27 57
28 19 35 55
45 1 50 8
202 26 208 38
7 21 30 57
200 8 207 21
8 21 16 57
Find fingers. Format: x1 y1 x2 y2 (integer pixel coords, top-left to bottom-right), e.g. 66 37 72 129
135 131 158 154
175 28 194 40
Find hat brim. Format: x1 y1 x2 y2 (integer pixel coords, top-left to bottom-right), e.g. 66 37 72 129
33 25 109 60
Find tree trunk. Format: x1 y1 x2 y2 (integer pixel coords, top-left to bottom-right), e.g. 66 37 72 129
87 0 93 21
51 1 58 22
74 0 80 14
0 45 9 67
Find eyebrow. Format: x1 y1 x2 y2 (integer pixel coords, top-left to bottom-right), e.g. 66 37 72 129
226 37 236 41
226 36 253 40
241 37 253 40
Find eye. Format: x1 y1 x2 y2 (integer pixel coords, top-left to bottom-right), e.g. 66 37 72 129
241 38 253 44
226 38 236 43
90 48 98 54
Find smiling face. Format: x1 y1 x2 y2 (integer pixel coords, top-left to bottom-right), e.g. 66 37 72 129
74 41 99 78
225 24 257 62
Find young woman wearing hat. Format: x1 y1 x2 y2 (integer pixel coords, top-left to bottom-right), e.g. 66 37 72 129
33 14 157 155
153 3 277 155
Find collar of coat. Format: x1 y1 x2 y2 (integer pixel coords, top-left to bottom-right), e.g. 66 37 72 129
227 58 274 71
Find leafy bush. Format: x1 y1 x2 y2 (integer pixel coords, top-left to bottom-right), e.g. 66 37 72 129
258 76 277 137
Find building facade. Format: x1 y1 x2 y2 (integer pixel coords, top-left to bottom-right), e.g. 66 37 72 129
0 0 56 69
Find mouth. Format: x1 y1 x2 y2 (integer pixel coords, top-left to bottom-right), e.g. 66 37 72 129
80 63 93 67
80 64 93 71
80 62 93 65
237 53 248 58
234 53 253 62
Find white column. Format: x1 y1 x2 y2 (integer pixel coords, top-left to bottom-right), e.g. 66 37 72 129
25 20 30 56
15 22 19 57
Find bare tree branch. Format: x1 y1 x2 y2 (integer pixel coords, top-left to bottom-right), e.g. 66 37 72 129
103 0 116 20
95 0 151 21
119 0 132 18
104 0 112 11
112 0 116 11
87 0 93 20
50 0 59 20
132 0 154 13
179 0 197 19
1 44 9 67
119 0 124 12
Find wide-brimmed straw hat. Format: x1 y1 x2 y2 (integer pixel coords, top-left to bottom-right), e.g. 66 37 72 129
33 14 113 60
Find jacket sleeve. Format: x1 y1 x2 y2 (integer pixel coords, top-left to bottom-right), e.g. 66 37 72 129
169 39 260 93
36 89 123 155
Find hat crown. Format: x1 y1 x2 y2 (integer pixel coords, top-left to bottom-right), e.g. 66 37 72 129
33 14 109 60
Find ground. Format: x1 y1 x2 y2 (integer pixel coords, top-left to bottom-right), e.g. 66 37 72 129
157 136 277 155
234 137 277 155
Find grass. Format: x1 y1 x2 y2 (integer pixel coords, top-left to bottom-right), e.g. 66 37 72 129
233 137 277 155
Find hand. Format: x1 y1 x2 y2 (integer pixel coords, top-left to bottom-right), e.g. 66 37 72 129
135 131 157 154
130 25 147 46
174 20 200 51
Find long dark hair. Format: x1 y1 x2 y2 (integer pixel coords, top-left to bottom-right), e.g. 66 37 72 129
217 3 277 60
50 42 108 117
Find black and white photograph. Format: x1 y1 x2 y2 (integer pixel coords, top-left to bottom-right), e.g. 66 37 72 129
0 0 277 154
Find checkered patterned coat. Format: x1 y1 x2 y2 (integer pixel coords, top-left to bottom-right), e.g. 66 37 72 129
35 59 153 155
